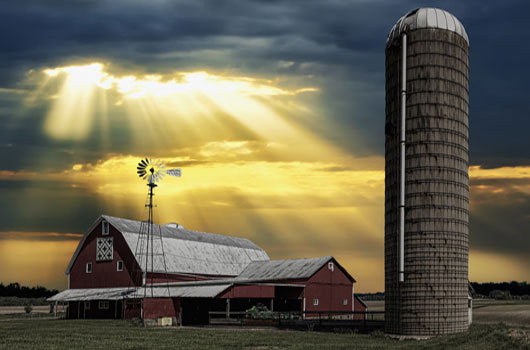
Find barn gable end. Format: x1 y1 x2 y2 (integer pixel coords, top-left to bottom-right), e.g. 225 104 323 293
69 218 140 289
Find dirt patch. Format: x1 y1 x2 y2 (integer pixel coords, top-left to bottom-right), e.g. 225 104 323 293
473 303 530 326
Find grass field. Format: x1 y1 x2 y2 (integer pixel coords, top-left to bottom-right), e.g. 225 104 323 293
364 299 530 327
1 300 528 349
0 318 528 350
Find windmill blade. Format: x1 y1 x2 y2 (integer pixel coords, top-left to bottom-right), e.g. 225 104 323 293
165 168 182 177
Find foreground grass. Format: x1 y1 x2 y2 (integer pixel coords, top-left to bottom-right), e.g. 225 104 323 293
0 319 528 350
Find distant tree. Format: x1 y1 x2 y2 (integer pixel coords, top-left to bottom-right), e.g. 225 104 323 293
488 290 505 300
472 281 530 297
0 282 58 298
24 304 32 314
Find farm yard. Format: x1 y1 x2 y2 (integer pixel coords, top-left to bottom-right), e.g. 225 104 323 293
0 300 528 350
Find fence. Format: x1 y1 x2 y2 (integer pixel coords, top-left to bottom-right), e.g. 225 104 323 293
208 310 384 330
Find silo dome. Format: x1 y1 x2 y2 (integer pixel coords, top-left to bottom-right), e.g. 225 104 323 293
387 8 469 46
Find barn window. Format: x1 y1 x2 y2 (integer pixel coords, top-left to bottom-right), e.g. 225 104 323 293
117 260 123 271
99 301 109 310
343 299 348 305
86 262 92 273
313 298 319 306
102 220 110 235
328 262 334 272
84 301 90 310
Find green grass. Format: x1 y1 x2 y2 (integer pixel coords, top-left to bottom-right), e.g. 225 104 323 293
0 319 528 350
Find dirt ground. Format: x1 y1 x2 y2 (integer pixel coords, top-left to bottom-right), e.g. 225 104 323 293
473 300 530 326
364 299 530 327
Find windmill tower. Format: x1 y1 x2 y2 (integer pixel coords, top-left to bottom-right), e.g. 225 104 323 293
128 158 181 321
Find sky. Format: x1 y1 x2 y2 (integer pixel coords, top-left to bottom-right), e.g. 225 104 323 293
0 0 529 293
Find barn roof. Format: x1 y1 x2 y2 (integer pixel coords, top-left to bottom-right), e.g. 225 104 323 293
237 256 355 283
47 284 231 301
65 215 269 276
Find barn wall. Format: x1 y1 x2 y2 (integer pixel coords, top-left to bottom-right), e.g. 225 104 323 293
67 300 121 319
70 222 141 289
124 300 141 319
353 296 367 320
143 298 179 319
67 301 79 319
218 285 275 299
353 296 367 312
146 272 233 284
282 260 354 313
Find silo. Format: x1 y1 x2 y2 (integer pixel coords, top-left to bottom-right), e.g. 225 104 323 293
384 8 469 335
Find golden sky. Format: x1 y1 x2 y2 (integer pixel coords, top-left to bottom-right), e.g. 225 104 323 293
1 62 529 292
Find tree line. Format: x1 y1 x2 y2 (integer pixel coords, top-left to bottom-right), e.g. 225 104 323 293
357 281 530 300
471 281 530 297
0 283 59 299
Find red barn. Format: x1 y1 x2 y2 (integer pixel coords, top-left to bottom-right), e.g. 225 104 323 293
49 215 366 324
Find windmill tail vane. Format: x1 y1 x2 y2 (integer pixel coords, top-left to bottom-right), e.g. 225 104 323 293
136 158 182 183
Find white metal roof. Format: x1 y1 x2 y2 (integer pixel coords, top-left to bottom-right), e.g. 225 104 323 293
387 8 469 46
47 284 231 301
47 287 132 301
236 256 354 282
65 215 269 276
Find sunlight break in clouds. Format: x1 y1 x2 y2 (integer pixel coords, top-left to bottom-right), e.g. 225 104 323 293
41 62 319 144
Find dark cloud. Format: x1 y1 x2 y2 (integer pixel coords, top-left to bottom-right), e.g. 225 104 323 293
470 186 530 260
1 0 528 166
0 179 125 233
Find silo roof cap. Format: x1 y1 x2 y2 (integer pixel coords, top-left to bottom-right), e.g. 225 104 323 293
387 8 469 46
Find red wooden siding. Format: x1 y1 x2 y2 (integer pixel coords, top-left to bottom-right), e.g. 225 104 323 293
353 295 367 319
146 272 233 284
69 222 141 289
282 259 354 313
143 298 179 319
67 300 122 319
218 285 275 299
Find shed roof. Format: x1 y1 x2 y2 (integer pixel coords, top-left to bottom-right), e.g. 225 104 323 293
47 284 231 301
237 256 355 283
387 8 469 46
65 215 269 276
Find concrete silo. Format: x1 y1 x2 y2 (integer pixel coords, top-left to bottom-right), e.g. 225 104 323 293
384 8 469 335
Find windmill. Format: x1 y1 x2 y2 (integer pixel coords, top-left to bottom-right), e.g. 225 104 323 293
129 158 181 321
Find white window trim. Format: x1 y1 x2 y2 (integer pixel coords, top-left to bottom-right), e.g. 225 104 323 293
98 301 109 310
328 262 334 272
313 298 319 306
102 221 110 235
343 298 348 305
117 260 123 271
84 301 90 310
86 262 92 274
